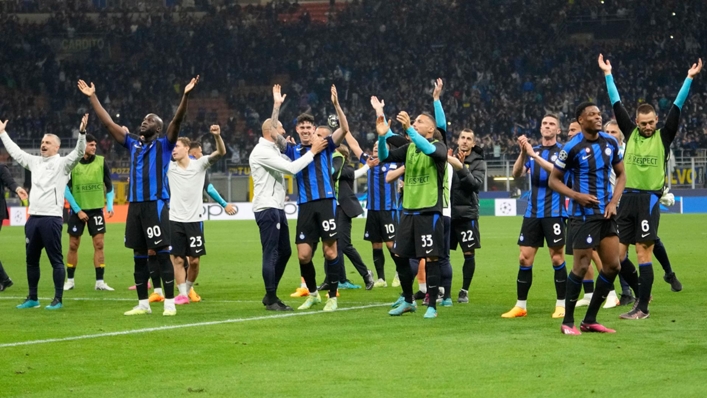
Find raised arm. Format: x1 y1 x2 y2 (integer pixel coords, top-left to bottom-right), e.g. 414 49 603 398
270 84 289 151
512 136 529 178
77 80 127 145
0 121 36 170
432 78 446 129
371 96 394 138
376 116 392 161
598 54 634 136
63 115 88 173
675 58 701 110
331 85 349 145
344 132 364 160
166 76 199 144
664 59 703 144
207 125 226 163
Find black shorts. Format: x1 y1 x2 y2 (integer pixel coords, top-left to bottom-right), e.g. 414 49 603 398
616 192 660 245
565 219 575 255
393 212 445 258
518 217 566 248
170 221 206 257
296 199 337 244
67 209 107 237
364 210 397 242
125 200 171 250
450 218 481 252
568 216 618 251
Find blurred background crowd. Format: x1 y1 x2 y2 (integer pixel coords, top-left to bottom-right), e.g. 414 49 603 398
0 0 705 166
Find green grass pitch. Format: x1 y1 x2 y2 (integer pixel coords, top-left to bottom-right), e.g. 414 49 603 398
1 214 706 397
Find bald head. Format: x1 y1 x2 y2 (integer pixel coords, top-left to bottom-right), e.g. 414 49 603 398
262 118 285 140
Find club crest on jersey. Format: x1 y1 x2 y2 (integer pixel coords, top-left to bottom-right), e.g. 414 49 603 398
382 167 386 172
276 223 281 230
586 235 593 244
299 233 305 240
365 231 369 238
605 147 612 156
559 150 568 161
519 234 524 242
551 155 558 162
72 226 77 232
585 147 591 153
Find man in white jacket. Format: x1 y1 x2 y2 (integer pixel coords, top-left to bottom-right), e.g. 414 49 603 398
249 85 326 311
0 115 87 310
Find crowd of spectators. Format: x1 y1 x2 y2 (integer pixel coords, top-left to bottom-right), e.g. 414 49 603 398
1 0 706 166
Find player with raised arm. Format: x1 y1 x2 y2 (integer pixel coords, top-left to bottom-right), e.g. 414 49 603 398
272 85 349 312
167 140 237 303
549 102 625 335
250 85 326 310
330 141 375 290
344 96 400 288
63 133 116 292
377 108 447 319
78 76 199 316
189 141 237 216
168 126 225 305
502 114 568 319
599 54 700 319
0 116 86 309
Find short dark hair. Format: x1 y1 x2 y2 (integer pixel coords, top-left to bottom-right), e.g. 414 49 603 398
189 141 202 150
420 112 436 125
575 102 597 122
636 103 656 117
543 113 560 122
85 134 97 143
297 113 316 125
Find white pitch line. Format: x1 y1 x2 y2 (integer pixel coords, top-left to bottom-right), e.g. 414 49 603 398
0 296 387 305
0 303 389 348
0 296 260 303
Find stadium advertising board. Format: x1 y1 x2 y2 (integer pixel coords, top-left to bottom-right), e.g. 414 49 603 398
4 197 695 226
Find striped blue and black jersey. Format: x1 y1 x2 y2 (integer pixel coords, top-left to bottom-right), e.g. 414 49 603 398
360 154 398 211
524 143 565 218
285 136 338 204
554 132 622 218
123 135 174 203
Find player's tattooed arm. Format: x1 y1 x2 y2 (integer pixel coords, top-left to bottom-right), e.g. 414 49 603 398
331 85 350 145
167 75 199 144
77 80 128 145
271 84 288 152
